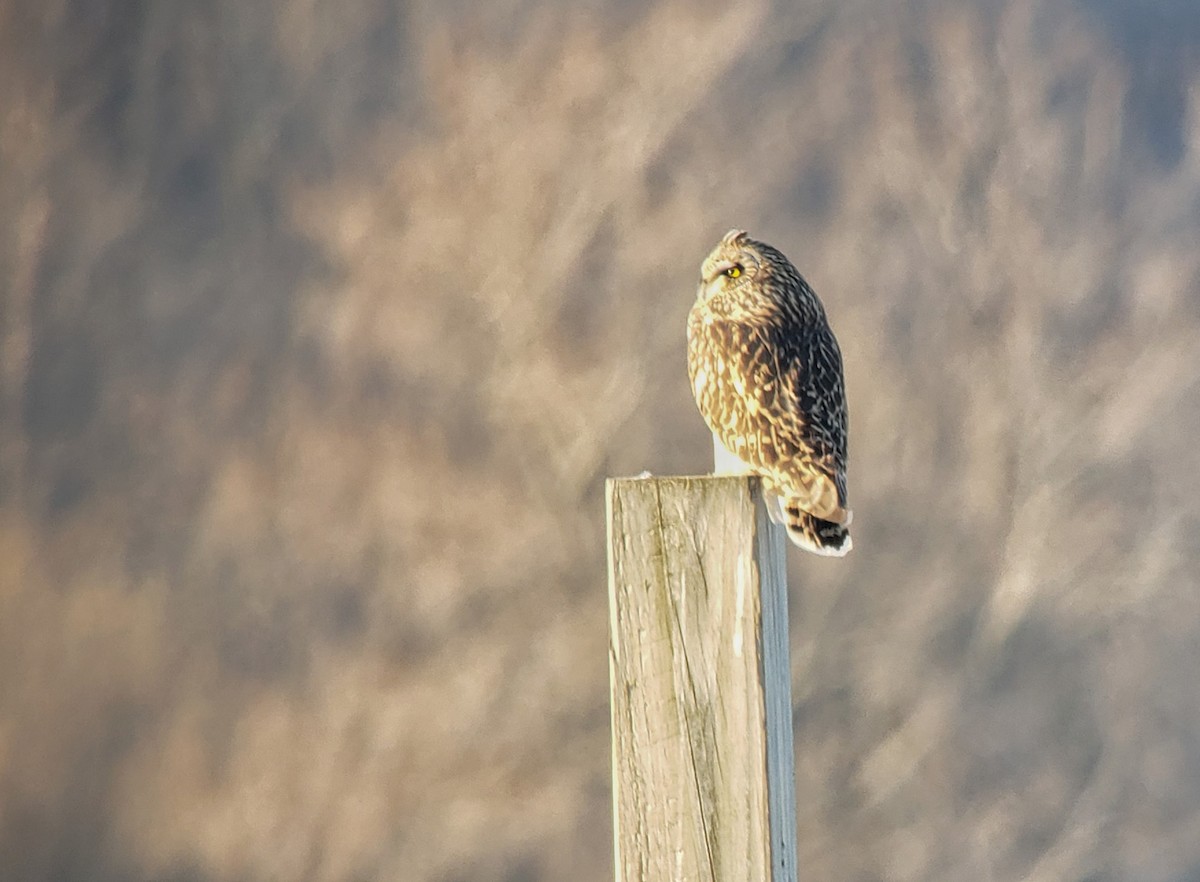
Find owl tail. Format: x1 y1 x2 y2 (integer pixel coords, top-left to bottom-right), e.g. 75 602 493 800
769 496 852 557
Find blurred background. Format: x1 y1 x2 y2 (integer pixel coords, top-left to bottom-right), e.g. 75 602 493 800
2 0 1200 880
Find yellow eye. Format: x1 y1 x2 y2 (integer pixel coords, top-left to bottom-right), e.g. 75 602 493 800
725 265 742 278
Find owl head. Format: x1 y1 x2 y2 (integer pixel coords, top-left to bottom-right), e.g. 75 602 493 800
698 229 758 297
695 229 821 324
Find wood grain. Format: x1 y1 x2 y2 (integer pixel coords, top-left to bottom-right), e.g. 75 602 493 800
607 475 797 882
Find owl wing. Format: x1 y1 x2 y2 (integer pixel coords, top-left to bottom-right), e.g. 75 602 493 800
759 322 850 522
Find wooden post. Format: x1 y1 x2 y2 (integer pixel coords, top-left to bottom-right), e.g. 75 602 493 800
606 475 797 882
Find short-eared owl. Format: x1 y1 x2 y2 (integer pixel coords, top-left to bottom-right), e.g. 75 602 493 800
687 229 852 556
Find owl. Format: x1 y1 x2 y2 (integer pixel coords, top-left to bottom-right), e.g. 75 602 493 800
687 229 852 556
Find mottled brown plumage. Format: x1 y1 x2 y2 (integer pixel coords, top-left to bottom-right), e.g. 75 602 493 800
687 229 852 556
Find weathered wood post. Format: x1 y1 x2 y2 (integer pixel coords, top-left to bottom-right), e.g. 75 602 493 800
606 475 798 882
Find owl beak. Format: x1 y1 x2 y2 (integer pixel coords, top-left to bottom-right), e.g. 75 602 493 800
698 261 736 298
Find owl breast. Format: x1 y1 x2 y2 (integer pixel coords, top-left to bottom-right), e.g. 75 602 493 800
687 307 794 469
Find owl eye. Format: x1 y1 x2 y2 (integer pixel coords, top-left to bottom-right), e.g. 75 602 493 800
725 264 743 278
